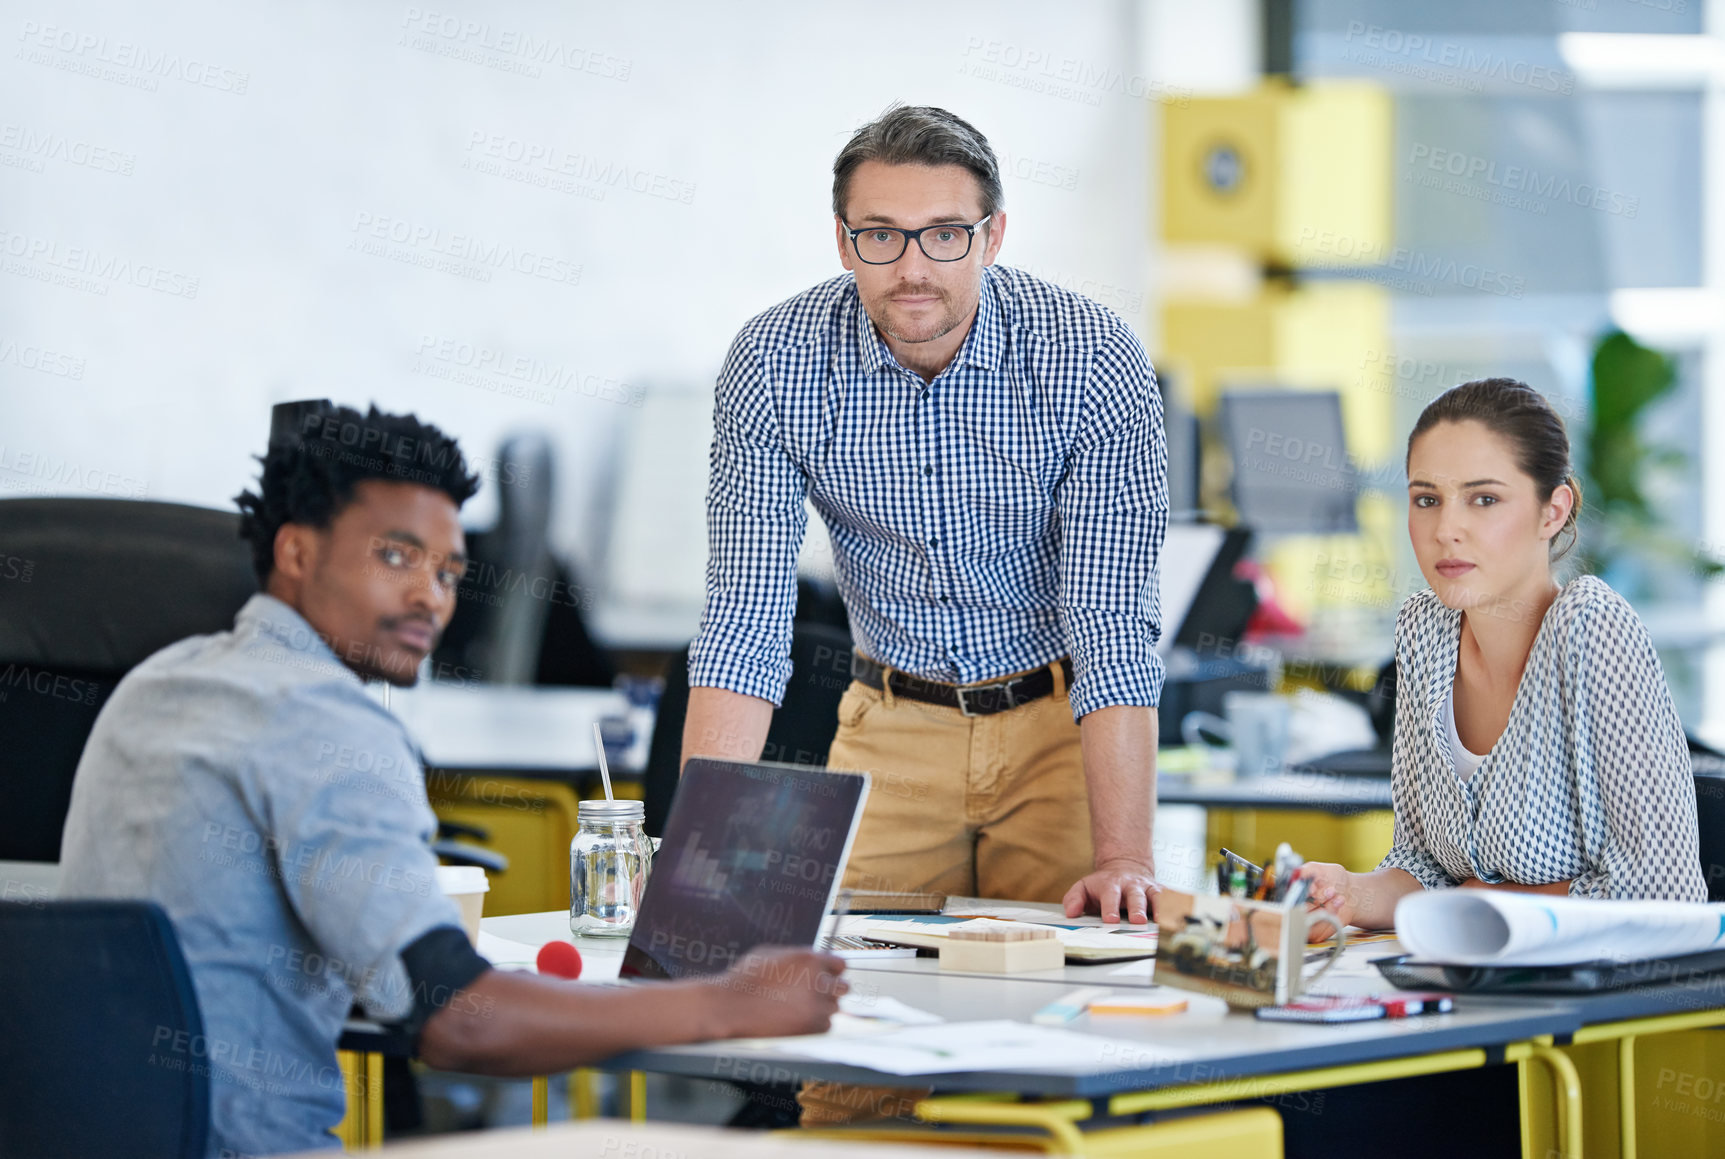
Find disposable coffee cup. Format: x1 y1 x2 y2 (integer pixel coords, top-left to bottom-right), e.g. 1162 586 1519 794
435 865 489 944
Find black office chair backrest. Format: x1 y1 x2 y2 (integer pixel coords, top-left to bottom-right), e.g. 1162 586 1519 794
1696 772 1725 903
0 498 257 860
0 899 209 1159
644 622 855 836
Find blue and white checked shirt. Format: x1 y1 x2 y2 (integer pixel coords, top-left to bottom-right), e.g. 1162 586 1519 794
688 264 1168 722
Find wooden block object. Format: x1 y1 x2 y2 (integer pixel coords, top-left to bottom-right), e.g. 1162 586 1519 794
939 920 1064 973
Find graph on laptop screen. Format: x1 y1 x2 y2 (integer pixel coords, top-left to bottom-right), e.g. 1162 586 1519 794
620 759 868 979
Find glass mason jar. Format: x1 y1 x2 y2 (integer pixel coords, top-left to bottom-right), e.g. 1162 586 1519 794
569 798 654 937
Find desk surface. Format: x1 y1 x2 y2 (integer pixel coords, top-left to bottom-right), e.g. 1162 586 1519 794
603 968 1570 1097
474 908 1571 1098
385 684 645 775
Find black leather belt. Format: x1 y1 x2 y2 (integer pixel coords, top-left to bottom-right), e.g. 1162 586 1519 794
851 653 1073 717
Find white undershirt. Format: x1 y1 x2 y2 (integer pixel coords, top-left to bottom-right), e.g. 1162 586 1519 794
1444 686 1488 782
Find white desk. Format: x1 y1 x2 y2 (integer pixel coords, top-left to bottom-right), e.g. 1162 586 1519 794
385 684 647 775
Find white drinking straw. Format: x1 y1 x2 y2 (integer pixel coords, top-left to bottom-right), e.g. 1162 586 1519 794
592 721 614 801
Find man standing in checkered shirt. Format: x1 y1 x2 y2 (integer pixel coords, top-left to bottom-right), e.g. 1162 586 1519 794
681 105 1168 926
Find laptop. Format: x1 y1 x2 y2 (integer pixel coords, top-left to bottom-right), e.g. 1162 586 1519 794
619 758 870 979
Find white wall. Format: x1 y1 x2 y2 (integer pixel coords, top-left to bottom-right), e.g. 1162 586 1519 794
0 0 1205 633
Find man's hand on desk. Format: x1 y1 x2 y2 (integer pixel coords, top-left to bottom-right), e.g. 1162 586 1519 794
703 947 850 1037
416 947 847 1076
1062 857 1160 925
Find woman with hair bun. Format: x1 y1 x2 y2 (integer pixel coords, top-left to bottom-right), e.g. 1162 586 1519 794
1300 378 1705 932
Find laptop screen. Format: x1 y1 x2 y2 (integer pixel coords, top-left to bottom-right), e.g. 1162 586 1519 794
620 758 869 979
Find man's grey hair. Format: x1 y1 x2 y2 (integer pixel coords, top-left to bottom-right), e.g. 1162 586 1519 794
832 104 1004 221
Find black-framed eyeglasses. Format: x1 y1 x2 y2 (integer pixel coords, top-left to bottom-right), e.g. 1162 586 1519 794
842 215 992 264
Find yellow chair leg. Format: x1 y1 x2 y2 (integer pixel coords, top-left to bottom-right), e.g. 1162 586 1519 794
336 1051 361 1150
336 1050 383 1149
628 1071 647 1121
1526 1043 1584 1159
570 1068 602 1119
1619 1035 1637 1159
532 1075 549 1127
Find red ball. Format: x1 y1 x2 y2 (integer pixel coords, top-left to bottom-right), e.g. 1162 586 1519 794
536 940 582 979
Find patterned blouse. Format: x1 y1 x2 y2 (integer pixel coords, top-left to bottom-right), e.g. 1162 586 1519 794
1378 575 1705 901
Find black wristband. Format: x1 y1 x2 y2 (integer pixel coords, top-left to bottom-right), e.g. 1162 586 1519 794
397 925 493 1041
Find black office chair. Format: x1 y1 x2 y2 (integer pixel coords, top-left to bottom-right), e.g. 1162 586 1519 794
0 900 209 1158
1696 771 1725 903
432 430 616 690
643 621 855 838
0 497 258 862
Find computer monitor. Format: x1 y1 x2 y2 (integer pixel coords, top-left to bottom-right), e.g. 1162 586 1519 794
1219 388 1359 535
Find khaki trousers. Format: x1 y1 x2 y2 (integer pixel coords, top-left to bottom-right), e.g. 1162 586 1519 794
801 660 1091 1127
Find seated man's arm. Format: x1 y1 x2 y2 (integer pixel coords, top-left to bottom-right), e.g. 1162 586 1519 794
417 946 845 1076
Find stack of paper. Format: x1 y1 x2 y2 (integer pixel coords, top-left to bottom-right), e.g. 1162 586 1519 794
864 916 1156 962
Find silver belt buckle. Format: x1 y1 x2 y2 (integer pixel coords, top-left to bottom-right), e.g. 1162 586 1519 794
955 676 1021 717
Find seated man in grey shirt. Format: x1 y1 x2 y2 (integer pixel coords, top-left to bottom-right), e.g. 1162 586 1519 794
58 404 846 1158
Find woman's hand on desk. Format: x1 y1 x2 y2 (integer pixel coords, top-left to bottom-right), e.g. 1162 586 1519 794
1295 864 1424 942
1297 862 1358 942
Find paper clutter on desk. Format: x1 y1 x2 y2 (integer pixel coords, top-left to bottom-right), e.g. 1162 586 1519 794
939 919 1063 973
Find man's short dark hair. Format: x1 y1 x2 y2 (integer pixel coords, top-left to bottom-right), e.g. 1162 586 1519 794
235 403 481 583
832 104 1004 221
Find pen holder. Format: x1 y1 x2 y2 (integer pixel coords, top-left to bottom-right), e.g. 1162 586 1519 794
1153 887 1346 1008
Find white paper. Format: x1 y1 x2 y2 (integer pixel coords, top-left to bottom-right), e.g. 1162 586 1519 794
942 902 1076 923
865 918 1153 947
776 1020 1194 1076
475 930 541 971
1107 959 1159 980
943 899 1155 931
837 993 944 1026
1397 891 1725 966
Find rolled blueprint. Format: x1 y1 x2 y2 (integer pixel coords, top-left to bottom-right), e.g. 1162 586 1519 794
1396 890 1725 966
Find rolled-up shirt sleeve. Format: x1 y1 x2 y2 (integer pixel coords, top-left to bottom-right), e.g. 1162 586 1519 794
1054 328 1168 721
260 686 471 1022
1377 606 1454 890
686 329 809 706
1566 593 1706 901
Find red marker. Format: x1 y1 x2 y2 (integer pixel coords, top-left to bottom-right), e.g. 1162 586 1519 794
536 940 583 979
